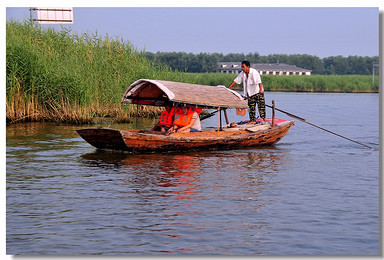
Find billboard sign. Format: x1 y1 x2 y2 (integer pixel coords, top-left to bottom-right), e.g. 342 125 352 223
30 7 73 24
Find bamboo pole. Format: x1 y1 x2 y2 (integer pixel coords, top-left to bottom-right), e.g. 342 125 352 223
217 107 220 136
272 100 275 127
265 104 373 149
242 95 373 149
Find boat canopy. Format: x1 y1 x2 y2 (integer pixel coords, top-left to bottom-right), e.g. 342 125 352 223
121 79 248 109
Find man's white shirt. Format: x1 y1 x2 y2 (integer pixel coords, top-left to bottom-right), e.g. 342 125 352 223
234 68 262 97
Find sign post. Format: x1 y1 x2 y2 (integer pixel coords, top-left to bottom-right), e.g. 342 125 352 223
29 7 73 24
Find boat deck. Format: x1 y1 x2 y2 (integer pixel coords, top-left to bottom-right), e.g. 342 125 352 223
140 118 291 137
77 118 294 152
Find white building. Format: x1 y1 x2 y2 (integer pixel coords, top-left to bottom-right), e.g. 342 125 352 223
219 62 312 75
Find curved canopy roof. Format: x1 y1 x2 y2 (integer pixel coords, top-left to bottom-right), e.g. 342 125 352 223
121 79 248 109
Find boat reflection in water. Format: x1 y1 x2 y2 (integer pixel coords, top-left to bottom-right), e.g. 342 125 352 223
80 147 288 253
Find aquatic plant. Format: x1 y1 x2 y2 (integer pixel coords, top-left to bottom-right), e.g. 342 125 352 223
188 73 378 93
6 21 378 124
6 20 182 124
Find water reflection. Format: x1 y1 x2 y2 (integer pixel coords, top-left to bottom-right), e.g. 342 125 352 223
7 121 291 254
80 148 288 191
243 148 285 171
80 148 289 196
78 148 289 253
81 151 204 199
239 149 289 192
6 93 379 254
6 122 79 139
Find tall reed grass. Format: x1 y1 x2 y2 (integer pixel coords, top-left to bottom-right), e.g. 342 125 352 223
6 21 186 124
7 21 378 125
188 73 379 93
262 75 379 93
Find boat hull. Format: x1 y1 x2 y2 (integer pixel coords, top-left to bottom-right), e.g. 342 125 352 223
77 120 294 153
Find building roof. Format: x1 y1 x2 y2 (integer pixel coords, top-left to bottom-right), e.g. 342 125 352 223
219 62 312 72
121 79 248 109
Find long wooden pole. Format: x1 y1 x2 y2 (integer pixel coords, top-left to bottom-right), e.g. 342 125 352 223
264 103 372 149
272 100 275 127
219 108 222 131
135 103 139 129
241 95 372 149
200 110 218 121
217 107 220 135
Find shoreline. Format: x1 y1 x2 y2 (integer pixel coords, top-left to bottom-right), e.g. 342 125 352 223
6 91 378 125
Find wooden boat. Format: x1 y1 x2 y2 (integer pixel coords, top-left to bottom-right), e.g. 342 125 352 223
77 79 294 152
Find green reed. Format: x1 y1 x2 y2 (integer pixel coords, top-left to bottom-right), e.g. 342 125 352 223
6 21 187 124
187 73 379 93
6 21 378 125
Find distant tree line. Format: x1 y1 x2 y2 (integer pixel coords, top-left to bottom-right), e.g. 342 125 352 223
144 52 379 75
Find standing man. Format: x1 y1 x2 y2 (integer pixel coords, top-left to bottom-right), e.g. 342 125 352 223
228 60 266 123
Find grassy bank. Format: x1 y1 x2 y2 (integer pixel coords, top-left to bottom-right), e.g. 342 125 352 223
7 21 379 125
6 21 191 124
189 73 379 93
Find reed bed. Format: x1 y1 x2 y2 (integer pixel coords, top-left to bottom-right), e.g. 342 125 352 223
262 75 379 93
6 21 186 124
188 73 379 93
7 21 378 125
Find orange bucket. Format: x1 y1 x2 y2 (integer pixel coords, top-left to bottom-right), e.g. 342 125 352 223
236 108 247 116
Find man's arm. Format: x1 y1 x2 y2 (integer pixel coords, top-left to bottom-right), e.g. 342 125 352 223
252 70 264 94
228 81 236 89
259 83 264 94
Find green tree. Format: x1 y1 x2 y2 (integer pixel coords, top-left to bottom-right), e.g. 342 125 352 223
144 51 378 75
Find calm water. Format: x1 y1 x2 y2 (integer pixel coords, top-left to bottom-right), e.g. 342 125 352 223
6 92 380 255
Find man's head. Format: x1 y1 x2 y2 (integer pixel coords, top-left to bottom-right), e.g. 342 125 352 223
181 106 189 114
164 103 172 112
241 60 251 74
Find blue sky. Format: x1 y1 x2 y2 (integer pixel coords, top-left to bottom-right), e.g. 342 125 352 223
5 5 381 58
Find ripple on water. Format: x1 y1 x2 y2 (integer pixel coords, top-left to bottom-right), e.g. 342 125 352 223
6 93 380 255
